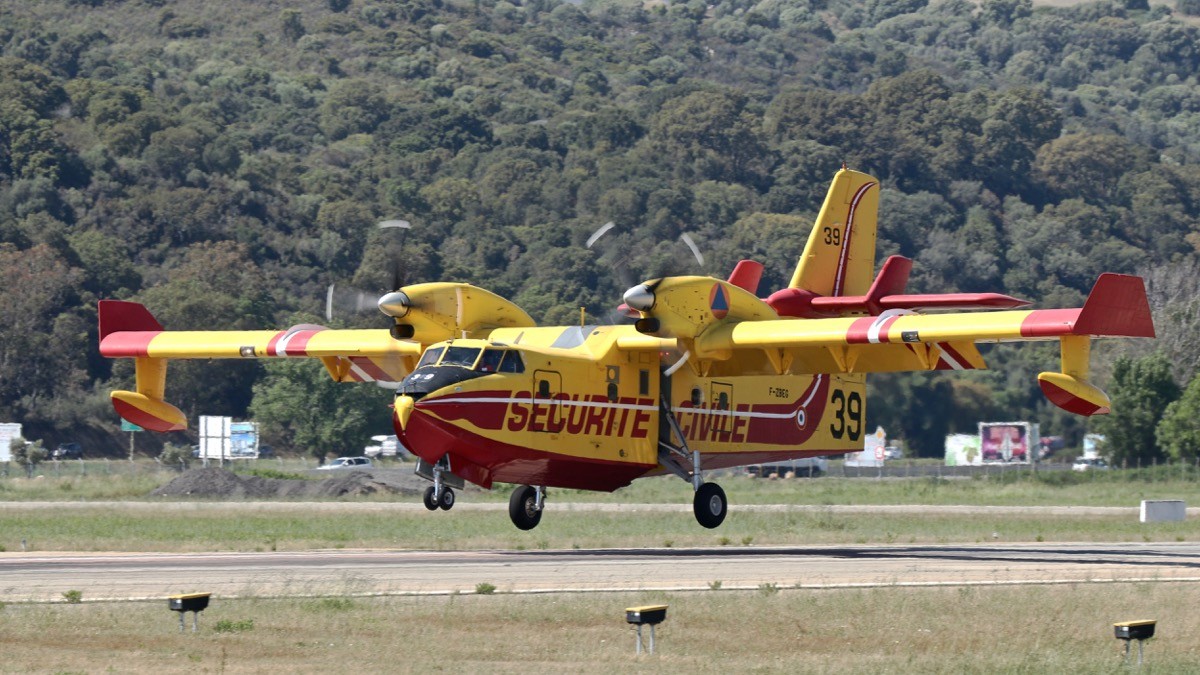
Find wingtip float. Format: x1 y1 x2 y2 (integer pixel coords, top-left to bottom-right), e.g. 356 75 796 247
99 168 1154 530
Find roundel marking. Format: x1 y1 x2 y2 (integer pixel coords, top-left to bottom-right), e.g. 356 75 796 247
709 283 730 320
795 408 807 429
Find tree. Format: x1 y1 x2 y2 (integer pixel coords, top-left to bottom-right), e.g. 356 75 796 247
280 9 306 42
1157 376 1200 462
12 437 48 478
1094 354 1180 466
249 359 393 465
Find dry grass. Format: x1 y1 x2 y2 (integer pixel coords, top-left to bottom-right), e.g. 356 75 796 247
1 583 1198 673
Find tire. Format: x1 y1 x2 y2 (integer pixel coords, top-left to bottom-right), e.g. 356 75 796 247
693 482 727 529
422 485 439 511
508 485 543 530
438 486 456 511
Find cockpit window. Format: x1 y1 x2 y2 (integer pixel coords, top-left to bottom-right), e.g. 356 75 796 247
417 346 444 368
441 346 481 368
476 349 505 373
498 350 524 373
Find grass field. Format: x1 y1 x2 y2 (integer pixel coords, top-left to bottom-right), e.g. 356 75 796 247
1 502 1195 552
2 583 1197 673
3 459 1200 506
1 462 1197 551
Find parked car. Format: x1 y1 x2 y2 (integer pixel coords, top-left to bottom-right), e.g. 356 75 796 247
1072 457 1109 471
317 456 373 470
52 442 82 460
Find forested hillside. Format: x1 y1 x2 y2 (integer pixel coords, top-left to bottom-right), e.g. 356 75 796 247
2 0 1198 457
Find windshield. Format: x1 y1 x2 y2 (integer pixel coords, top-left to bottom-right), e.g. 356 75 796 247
440 346 481 368
417 346 444 368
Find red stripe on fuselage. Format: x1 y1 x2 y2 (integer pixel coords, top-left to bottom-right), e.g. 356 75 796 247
400 407 655 491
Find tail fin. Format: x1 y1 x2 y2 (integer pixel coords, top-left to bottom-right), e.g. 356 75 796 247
788 169 879 297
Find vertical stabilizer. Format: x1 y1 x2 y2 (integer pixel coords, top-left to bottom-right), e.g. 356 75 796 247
788 169 879 297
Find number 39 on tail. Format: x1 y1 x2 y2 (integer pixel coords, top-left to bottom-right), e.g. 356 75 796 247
99 170 1154 530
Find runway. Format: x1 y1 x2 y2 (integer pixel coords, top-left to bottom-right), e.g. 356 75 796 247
3 543 1199 603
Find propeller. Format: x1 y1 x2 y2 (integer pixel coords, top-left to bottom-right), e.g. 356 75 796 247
325 219 414 323
586 222 707 324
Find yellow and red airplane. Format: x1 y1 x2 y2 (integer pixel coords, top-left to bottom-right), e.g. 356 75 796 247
99 169 1154 530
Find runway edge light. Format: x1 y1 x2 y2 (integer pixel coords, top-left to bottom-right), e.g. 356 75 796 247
626 604 667 655
1114 619 1155 665
169 592 211 633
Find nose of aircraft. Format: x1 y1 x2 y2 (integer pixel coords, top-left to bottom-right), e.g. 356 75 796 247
394 395 415 430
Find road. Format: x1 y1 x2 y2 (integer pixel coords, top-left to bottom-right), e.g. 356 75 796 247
3 542 1199 603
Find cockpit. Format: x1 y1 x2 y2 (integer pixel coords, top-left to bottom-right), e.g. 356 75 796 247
399 342 525 400
415 344 525 373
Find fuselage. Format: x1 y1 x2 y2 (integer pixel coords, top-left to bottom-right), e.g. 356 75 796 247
393 324 865 492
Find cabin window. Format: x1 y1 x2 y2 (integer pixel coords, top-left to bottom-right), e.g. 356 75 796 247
639 369 650 396
537 379 552 398
417 346 444 368
690 387 702 406
441 346 481 368
607 382 618 402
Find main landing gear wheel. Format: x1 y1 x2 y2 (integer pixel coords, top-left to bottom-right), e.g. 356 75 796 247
509 485 543 531
438 486 456 510
693 482 727 529
422 486 439 511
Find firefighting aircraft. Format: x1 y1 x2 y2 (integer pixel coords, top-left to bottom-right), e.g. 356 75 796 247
98 169 1154 530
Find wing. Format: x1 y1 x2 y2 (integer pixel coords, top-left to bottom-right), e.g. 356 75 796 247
98 301 422 432
628 274 1154 416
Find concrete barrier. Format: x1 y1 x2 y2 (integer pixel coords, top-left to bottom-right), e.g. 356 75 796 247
1140 500 1186 523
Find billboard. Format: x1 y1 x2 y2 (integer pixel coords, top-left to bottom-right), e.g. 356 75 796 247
979 422 1038 464
199 417 260 460
944 433 981 466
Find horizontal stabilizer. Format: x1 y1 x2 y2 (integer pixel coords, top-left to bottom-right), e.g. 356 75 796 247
769 255 1029 317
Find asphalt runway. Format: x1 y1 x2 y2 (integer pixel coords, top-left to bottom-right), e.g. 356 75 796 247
3 542 1199 603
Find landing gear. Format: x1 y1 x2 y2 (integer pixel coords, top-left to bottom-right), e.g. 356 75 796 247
693 482 727 529
509 484 545 530
417 455 463 512
657 392 732 529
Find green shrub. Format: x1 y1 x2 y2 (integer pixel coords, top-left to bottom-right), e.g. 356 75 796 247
214 618 255 633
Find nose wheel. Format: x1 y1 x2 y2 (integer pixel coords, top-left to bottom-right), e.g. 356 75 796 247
509 484 545 530
693 482 727 528
423 485 455 511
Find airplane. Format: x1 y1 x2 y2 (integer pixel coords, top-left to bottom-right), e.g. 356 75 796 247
98 169 1155 530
